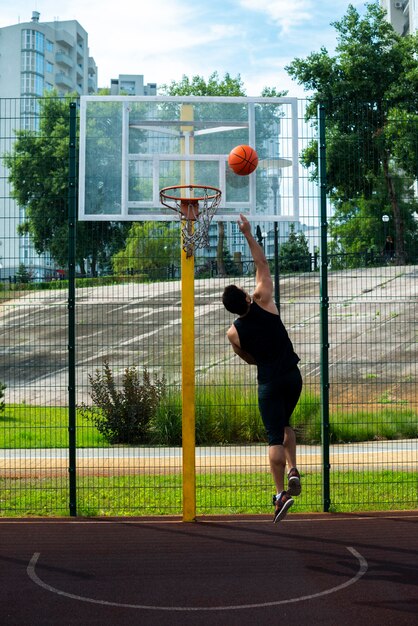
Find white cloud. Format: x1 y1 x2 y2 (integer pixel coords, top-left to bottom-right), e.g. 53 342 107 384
238 0 314 32
0 0 370 95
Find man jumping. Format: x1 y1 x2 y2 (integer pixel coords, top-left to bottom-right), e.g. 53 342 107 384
222 214 303 522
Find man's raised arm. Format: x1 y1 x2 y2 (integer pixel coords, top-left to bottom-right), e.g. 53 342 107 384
238 214 273 304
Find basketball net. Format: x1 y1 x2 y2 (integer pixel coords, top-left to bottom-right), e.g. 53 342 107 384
160 185 222 258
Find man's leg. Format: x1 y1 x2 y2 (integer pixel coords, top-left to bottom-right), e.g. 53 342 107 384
268 444 286 493
284 426 301 496
283 426 297 470
269 444 294 523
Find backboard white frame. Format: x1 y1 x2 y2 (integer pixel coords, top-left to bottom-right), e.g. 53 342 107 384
78 95 300 222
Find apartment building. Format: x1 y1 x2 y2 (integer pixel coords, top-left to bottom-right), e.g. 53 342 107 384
381 0 418 35
110 75 157 96
0 11 97 280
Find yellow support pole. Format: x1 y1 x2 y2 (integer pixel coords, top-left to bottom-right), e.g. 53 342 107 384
180 104 196 521
181 241 195 521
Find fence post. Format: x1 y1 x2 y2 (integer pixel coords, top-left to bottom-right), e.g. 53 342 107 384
318 104 331 512
68 101 77 516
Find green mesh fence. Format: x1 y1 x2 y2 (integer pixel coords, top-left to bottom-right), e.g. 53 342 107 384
0 98 416 516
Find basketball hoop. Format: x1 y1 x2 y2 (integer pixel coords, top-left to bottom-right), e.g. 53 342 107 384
160 184 222 257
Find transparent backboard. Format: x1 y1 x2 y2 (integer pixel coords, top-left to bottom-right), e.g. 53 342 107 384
78 96 300 222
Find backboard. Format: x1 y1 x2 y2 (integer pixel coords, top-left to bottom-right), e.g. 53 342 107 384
78 96 300 222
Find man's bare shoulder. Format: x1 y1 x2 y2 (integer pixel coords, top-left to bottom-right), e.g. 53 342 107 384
252 294 279 315
226 324 237 337
226 324 240 345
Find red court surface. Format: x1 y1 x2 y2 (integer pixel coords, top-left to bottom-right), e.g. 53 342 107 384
0 512 417 626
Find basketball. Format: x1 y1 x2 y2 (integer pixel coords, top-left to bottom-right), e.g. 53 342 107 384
228 145 258 176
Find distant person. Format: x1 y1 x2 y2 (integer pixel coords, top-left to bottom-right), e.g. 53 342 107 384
222 214 303 523
383 235 395 261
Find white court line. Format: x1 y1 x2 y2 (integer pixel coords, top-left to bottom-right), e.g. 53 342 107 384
3 512 418 524
27 547 367 612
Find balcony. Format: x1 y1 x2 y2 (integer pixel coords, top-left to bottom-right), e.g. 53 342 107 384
55 29 75 48
55 51 73 69
55 72 73 89
88 77 97 94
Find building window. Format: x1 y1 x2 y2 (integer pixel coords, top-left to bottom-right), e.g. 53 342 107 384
22 29 32 48
21 72 44 96
21 29 45 53
21 51 44 74
46 39 54 52
35 75 44 95
35 31 44 53
120 81 135 94
20 97 40 115
21 51 31 71
46 61 53 73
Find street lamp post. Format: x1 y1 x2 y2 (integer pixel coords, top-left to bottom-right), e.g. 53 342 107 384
382 214 391 262
382 214 389 241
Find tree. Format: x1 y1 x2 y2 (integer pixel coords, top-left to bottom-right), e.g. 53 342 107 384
112 222 180 279
5 94 129 275
15 263 32 284
329 175 418 264
279 224 311 273
160 72 246 97
286 3 418 264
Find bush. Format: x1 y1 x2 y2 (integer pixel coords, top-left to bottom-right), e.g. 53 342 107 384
291 391 322 443
330 408 418 442
149 384 261 446
150 392 182 445
79 361 166 444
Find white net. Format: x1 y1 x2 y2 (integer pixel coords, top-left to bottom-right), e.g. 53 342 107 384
160 186 222 257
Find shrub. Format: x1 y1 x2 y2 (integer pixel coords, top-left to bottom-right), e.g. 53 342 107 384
330 408 418 442
291 391 322 443
79 361 166 444
150 392 182 445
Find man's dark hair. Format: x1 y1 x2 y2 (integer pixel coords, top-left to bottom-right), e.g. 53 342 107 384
222 285 249 315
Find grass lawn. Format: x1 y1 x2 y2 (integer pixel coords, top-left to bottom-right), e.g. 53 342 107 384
1 471 416 517
0 405 107 448
2 401 417 448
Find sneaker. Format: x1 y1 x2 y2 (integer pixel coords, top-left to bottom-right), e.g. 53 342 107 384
287 467 301 496
272 491 294 523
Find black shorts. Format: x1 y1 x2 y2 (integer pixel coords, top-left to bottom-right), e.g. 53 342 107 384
257 366 303 446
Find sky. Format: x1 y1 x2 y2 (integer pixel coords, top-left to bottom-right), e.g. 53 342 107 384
1 0 369 96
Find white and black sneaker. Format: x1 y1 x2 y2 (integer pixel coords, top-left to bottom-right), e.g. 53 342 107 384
272 491 294 523
287 467 302 497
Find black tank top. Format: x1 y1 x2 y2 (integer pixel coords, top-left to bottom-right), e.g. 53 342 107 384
234 301 299 383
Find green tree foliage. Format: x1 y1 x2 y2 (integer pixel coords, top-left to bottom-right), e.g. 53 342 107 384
15 263 32 284
286 3 418 263
329 176 418 264
112 222 180 279
5 94 129 275
222 245 240 276
160 71 246 97
279 224 311 272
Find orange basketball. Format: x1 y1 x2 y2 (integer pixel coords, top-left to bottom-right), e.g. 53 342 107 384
228 145 258 176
